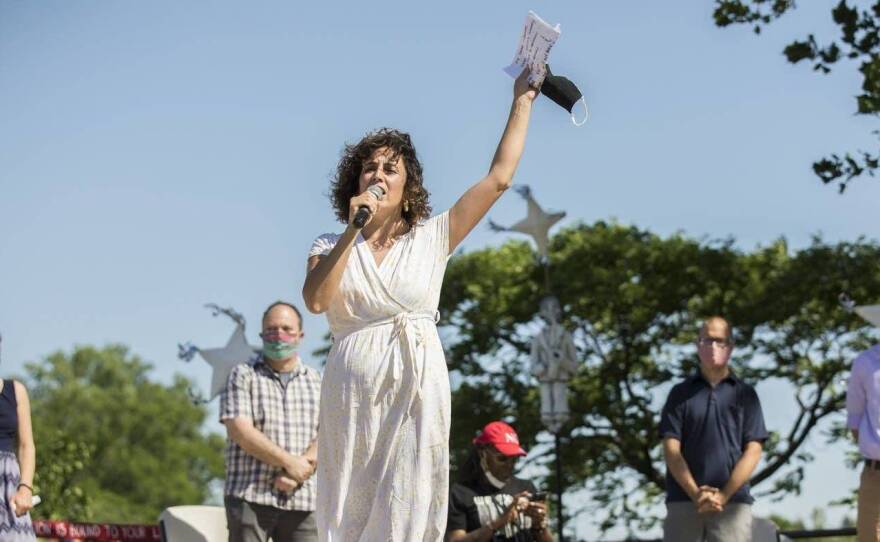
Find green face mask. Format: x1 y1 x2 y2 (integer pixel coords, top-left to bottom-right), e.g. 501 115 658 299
262 341 297 361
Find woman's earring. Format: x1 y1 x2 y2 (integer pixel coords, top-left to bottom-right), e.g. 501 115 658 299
403 199 410 213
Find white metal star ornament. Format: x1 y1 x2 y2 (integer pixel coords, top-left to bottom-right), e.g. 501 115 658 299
178 304 260 402
489 185 565 260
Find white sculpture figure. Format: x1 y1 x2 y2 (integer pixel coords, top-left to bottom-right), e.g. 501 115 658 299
530 295 579 433
489 185 565 260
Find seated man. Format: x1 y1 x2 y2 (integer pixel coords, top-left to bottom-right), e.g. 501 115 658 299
446 421 553 542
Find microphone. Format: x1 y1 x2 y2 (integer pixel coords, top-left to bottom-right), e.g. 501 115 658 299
352 185 386 229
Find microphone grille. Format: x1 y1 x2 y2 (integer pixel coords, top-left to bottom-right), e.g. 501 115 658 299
368 185 386 199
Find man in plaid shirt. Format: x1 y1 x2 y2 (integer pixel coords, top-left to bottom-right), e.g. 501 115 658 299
221 301 321 542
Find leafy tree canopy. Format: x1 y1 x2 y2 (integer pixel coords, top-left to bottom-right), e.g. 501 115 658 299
26 345 224 523
715 0 880 193
440 221 880 532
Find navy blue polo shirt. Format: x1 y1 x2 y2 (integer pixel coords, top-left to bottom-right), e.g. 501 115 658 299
658 371 768 504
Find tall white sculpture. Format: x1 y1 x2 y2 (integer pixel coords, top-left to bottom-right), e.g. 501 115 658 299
530 295 579 433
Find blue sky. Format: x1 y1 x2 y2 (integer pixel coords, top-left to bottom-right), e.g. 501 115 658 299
1 1 877 538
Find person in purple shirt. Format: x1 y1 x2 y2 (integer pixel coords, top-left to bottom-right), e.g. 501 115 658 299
846 343 880 542
658 316 768 542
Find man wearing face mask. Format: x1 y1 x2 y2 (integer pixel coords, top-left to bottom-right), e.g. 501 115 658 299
446 421 553 542
659 316 768 542
220 301 321 542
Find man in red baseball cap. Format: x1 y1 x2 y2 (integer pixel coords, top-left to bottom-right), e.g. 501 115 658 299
475 421 529 454
472 422 528 487
446 421 553 541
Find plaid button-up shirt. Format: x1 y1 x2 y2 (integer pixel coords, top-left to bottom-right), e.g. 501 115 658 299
220 359 321 511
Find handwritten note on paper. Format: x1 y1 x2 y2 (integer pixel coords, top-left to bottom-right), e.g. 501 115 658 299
504 11 561 86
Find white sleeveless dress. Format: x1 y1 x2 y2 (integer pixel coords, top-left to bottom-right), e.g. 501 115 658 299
308 211 452 542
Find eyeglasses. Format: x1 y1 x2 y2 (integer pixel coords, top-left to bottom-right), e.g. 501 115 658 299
698 337 731 348
486 448 518 464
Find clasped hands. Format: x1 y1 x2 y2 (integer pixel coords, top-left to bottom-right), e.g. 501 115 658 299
693 485 726 514
273 454 316 494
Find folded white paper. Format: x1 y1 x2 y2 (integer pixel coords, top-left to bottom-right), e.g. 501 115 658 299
504 11 561 86
11 495 41 514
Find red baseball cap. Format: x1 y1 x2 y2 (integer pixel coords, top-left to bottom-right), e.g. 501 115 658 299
473 421 527 457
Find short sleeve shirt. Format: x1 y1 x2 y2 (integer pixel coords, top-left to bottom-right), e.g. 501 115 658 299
448 475 539 541
220 359 321 511
658 371 768 504
846 345 880 460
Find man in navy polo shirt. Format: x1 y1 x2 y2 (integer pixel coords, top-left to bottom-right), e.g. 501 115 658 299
659 316 768 542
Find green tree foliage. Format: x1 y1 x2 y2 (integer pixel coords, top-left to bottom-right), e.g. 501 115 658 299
439 222 880 532
33 430 93 520
714 0 880 193
26 345 224 523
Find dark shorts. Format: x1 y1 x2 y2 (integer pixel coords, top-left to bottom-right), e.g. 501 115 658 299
225 497 317 542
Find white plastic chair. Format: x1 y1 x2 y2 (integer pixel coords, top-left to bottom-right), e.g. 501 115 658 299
752 516 785 542
159 505 227 542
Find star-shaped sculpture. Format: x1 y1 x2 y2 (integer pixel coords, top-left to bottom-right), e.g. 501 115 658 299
179 304 260 401
198 324 260 399
489 185 565 259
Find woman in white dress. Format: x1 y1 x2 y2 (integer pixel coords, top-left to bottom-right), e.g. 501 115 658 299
302 71 540 542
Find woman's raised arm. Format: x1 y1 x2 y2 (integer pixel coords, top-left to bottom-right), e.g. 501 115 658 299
448 70 539 253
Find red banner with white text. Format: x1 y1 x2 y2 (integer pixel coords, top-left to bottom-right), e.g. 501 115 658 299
33 520 161 541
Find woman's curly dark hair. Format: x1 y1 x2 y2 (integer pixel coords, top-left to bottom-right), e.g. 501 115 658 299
330 128 432 227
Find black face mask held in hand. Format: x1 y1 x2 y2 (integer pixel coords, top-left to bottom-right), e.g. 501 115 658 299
540 64 588 126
